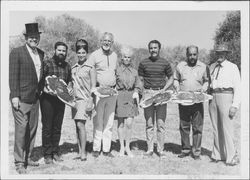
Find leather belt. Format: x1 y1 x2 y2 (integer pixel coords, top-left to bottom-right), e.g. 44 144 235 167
211 87 234 94
144 87 163 91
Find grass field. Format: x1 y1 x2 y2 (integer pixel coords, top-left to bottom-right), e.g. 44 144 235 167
8 102 241 176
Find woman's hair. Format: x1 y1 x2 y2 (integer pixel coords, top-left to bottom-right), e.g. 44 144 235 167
121 45 134 58
75 39 88 53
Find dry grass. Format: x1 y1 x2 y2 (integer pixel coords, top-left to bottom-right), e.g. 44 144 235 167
8 102 241 176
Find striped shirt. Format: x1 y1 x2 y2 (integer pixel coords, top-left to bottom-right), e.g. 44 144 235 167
138 57 173 89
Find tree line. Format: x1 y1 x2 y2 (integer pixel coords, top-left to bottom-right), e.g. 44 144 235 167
9 12 240 71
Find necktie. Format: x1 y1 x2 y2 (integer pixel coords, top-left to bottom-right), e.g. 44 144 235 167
211 62 222 80
32 48 38 55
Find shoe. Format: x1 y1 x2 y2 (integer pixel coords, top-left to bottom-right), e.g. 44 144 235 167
81 157 87 161
210 158 220 163
158 151 167 158
27 159 39 166
44 157 54 164
103 152 114 158
92 151 100 158
144 151 154 157
15 164 27 174
178 152 190 158
192 155 201 160
53 154 63 162
226 157 240 166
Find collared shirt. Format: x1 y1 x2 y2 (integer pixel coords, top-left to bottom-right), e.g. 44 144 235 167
26 44 41 80
209 60 241 108
138 56 173 89
174 60 208 92
116 64 141 91
88 48 117 87
71 60 93 100
43 57 72 84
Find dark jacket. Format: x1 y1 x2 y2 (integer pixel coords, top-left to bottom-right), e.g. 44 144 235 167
9 45 44 103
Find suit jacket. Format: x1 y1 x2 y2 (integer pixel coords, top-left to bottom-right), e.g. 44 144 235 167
9 45 44 103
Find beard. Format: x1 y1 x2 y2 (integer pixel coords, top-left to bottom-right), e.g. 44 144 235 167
54 54 66 66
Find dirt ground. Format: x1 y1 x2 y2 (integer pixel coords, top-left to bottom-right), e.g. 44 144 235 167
8 102 241 177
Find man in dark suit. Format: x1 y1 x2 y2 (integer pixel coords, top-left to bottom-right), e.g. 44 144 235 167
9 23 44 174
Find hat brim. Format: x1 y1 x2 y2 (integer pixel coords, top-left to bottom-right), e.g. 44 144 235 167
215 50 231 52
23 32 42 36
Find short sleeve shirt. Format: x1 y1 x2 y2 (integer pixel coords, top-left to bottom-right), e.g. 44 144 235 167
174 60 208 91
88 48 117 87
138 57 173 89
71 60 93 100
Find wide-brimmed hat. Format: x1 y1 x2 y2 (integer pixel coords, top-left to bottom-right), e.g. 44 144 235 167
215 43 231 53
23 23 42 36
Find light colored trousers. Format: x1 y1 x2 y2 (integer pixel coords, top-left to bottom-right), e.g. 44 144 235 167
143 90 166 152
209 93 236 163
93 95 117 152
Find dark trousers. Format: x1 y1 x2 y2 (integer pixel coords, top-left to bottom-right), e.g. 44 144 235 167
40 93 65 158
12 100 39 165
179 103 204 156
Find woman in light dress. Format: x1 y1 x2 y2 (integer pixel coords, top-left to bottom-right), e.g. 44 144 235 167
71 39 96 161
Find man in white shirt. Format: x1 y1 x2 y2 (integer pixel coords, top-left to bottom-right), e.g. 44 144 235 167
88 32 118 158
209 43 240 166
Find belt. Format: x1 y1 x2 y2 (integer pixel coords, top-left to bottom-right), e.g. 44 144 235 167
211 87 234 94
144 87 163 91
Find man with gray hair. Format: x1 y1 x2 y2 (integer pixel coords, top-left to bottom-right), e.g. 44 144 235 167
173 45 209 160
89 32 118 158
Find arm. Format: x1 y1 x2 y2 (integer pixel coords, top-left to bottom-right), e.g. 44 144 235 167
162 62 174 91
9 49 20 109
201 65 210 93
229 65 241 119
173 65 180 92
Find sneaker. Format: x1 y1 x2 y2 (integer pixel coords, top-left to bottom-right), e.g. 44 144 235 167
103 152 114 158
92 151 100 158
53 154 63 162
44 157 54 164
15 164 26 174
178 152 190 158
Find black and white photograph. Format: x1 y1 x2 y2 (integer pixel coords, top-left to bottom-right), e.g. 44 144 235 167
1 1 249 179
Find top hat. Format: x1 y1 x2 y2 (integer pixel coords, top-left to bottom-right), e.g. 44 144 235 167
215 43 231 53
23 23 42 36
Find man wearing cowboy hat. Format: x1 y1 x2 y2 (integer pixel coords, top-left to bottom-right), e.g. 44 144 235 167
209 43 241 166
9 23 44 173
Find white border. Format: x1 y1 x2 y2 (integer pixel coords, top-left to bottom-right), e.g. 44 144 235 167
1 1 249 179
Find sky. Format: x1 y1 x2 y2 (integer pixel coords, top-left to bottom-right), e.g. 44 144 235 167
9 11 228 50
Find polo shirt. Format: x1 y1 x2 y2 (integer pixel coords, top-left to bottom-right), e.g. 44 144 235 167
138 56 173 89
88 48 117 87
174 60 208 92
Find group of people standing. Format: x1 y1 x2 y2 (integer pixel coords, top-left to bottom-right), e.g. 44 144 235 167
9 23 241 174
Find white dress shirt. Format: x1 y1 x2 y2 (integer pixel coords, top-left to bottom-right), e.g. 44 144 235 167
210 60 241 108
26 44 41 81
